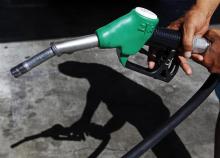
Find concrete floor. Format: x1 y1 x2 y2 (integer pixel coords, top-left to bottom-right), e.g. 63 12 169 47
0 37 219 158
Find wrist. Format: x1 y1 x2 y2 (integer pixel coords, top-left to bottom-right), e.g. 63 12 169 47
191 5 211 18
193 0 219 17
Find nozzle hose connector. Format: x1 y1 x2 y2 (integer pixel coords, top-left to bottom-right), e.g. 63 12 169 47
11 48 55 78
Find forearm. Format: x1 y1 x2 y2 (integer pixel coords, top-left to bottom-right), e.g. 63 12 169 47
195 0 220 17
80 103 99 123
80 88 100 123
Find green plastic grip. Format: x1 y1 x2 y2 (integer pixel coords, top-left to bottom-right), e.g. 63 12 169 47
96 7 159 65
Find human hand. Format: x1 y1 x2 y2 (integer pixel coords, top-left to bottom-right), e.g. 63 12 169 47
148 5 212 75
68 119 90 141
194 29 220 73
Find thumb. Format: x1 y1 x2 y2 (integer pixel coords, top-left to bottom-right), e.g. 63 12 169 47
183 24 195 58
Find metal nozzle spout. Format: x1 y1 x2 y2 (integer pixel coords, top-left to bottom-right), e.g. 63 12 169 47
10 48 55 78
10 34 99 78
11 63 29 78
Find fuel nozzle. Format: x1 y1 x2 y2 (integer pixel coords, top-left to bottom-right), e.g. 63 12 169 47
11 48 55 78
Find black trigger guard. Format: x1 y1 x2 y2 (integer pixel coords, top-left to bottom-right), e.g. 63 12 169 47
125 49 179 82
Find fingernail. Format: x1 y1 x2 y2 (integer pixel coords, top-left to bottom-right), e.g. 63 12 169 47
198 56 204 61
187 69 192 76
184 51 192 58
148 62 155 69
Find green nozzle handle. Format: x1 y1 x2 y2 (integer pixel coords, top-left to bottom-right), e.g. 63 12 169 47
96 7 159 65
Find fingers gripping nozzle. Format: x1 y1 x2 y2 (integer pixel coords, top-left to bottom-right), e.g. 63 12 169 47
125 27 210 82
149 28 210 52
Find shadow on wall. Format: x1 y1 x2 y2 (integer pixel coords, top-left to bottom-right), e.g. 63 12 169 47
11 61 191 158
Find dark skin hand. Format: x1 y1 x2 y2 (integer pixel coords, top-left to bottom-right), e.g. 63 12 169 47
169 19 220 74
167 6 211 75
199 29 220 73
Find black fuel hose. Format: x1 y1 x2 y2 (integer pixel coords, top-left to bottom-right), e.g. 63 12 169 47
149 28 182 49
122 74 219 158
